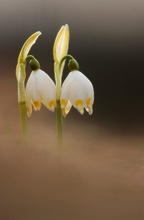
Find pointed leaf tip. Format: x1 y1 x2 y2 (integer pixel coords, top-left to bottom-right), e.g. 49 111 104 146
53 24 70 62
18 31 42 64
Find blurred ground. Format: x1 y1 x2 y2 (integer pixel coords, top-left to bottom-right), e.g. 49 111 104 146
0 64 144 220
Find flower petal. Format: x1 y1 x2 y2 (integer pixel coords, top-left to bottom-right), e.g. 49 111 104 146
34 70 56 111
61 70 94 115
61 100 72 117
26 69 56 116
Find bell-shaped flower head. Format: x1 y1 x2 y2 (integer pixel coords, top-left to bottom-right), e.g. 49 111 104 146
26 57 56 117
61 70 94 116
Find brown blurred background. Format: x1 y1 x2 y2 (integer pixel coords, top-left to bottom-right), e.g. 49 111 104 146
0 0 144 219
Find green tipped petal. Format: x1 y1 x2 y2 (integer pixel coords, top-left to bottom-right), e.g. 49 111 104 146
53 24 69 62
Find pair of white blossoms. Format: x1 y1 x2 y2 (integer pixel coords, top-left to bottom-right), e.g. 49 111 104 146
24 25 94 117
26 67 94 117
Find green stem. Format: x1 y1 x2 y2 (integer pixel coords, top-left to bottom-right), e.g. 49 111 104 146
19 101 28 141
59 54 79 72
56 100 63 147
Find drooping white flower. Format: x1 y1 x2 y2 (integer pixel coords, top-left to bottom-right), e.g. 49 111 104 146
26 69 56 116
60 70 94 116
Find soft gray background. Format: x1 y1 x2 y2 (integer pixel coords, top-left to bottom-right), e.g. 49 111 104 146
1 0 144 128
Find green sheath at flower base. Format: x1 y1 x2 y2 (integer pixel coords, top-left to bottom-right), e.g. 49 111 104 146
59 54 79 72
26 55 40 70
68 58 79 71
16 31 41 139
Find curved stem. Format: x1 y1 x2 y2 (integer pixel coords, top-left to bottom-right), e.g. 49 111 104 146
59 54 79 72
59 54 73 72
26 55 35 62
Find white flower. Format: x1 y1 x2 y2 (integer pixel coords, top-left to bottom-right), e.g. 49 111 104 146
60 70 94 116
26 69 56 116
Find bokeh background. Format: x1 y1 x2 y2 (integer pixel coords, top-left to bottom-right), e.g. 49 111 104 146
1 0 144 128
0 0 144 219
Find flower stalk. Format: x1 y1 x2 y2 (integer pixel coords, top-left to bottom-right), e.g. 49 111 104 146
53 24 70 147
19 101 27 140
56 100 63 146
16 31 41 139
16 63 27 140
